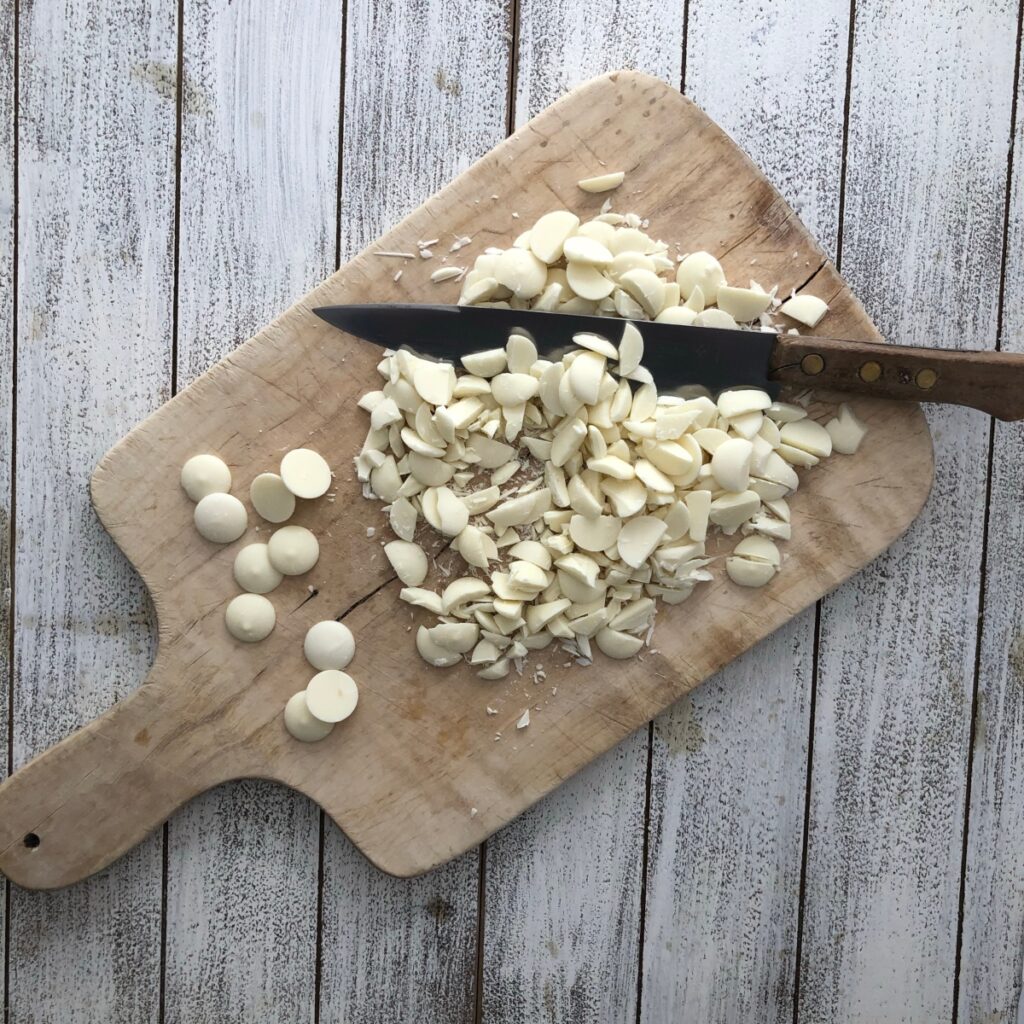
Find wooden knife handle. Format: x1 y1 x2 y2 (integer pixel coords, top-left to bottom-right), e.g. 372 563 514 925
769 334 1024 420
0 659 221 890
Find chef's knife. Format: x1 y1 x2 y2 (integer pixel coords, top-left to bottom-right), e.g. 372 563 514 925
314 303 1024 421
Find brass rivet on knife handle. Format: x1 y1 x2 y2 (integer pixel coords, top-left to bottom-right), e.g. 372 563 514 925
916 368 938 390
800 353 824 376
859 360 882 383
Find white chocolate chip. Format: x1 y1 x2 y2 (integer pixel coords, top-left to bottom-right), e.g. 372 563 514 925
267 526 320 575
180 454 231 502
233 543 283 594
304 620 355 670
280 448 332 499
305 670 359 723
283 691 334 743
250 473 296 523
225 593 276 642
194 492 247 544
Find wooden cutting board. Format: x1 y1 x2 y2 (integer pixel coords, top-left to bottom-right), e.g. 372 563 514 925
0 71 933 890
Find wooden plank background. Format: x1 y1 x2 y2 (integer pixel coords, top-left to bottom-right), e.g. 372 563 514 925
2 1 1023 1021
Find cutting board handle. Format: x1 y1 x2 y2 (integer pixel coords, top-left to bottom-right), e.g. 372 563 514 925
0 659 220 890
770 334 1024 421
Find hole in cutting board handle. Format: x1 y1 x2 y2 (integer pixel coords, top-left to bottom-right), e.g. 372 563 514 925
23 832 40 849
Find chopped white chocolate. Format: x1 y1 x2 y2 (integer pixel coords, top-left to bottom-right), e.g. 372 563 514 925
233 543 283 594
350 202 860 677
304 620 355 670
529 210 580 263
224 593 275 642
181 454 231 502
384 540 428 586
194 492 247 544
779 419 833 459
280 448 332 499
617 516 667 568
718 389 772 419
462 348 507 377
595 627 644 659
577 171 625 193
617 322 644 375
430 266 464 283
494 247 547 298
716 284 773 322
401 587 445 614
567 262 615 300
283 691 334 743
676 251 726 303
250 472 296 523
710 438 754 493
305 670 359 723
826 403 868 454
569 513 622 552
618 269 666 317
779 294 828 327
478 659 511 680
389 496 418 541
267 525 319 575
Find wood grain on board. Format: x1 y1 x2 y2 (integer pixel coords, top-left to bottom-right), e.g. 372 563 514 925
0 72 932 897
480 8 683 1022
798 2 1018 1021
640 8 851 1019
5 0 176 1019
958 38 1024 1023
319 0 513 1020
1 0 14 1003
162 1 341 1020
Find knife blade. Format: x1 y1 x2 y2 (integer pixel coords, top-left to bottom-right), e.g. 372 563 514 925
313 303 781 399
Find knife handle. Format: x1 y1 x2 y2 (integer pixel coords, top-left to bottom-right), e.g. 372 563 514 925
769 334 1024 421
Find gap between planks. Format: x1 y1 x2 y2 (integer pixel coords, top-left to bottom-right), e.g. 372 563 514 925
472 5 521 1016
4 0 21 1018
790 6 858 1021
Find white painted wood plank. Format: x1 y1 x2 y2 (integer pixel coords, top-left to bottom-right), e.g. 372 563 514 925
338 0 515 260
643 624 813 1024
163 1 341 1018
482 741 648 1023
481 8 682 1022
958 51 1024 1024
640 6 848 1020
321 841 480 1023
319 1 511 1019
799 3 1018 1021
6 0 177 1019
1 0 14 1002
